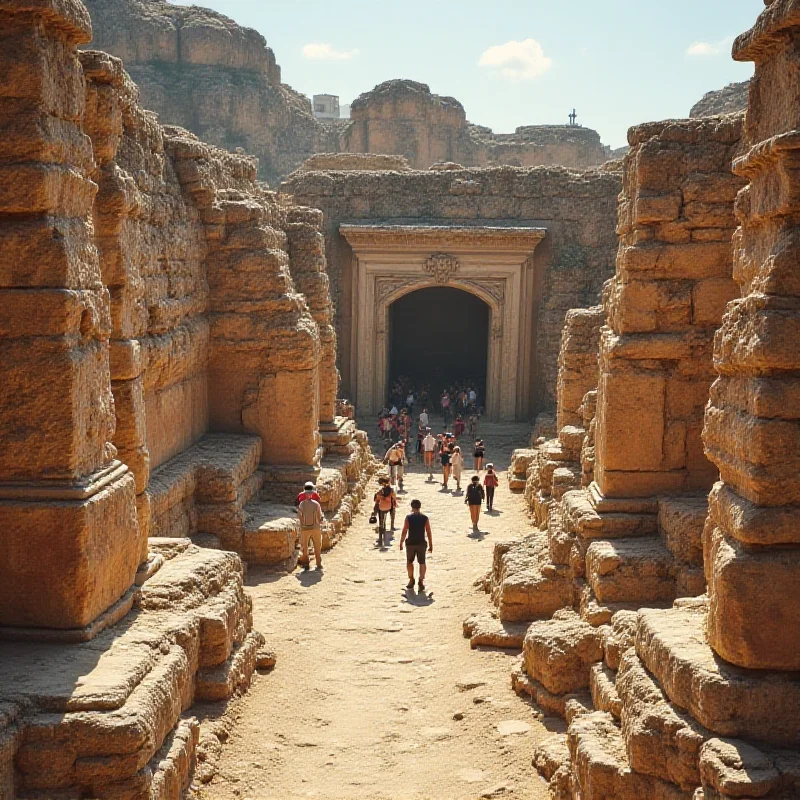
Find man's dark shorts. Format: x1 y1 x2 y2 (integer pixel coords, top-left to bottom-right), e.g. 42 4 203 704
405 544 427 565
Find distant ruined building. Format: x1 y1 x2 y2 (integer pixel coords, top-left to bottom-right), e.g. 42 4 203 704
82 0 613 183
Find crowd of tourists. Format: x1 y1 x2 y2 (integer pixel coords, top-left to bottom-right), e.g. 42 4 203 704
370 432 498 591
384 377 483 425
294 384 497 594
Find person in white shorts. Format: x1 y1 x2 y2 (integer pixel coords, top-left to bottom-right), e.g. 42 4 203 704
422 428 436 479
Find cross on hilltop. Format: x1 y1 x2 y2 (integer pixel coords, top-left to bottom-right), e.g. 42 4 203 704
568 108 578 126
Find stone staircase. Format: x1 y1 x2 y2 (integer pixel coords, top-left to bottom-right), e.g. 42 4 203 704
146 421 375 567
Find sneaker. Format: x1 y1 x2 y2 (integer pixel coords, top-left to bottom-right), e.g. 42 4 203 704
315 563 323 571
418 581 426 592
406 579 415 589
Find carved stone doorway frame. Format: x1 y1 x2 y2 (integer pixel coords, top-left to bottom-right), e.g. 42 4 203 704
340 225 547 421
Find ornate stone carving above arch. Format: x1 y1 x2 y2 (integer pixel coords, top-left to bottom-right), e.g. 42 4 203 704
423 253 460 284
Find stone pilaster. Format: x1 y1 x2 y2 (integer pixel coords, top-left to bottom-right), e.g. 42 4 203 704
702 0 800 671
0 0 141 633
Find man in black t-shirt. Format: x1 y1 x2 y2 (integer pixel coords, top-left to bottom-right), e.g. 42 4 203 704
400 499 433 592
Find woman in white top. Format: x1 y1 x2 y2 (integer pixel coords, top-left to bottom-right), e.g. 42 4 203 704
450 446 464 492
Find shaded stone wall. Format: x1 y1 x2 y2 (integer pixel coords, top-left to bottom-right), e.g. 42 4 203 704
281 165 622 415
0 0 142 630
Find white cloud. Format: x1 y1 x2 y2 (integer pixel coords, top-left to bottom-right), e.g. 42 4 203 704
302 42 359 61
478 38 553 80
687 36 734 57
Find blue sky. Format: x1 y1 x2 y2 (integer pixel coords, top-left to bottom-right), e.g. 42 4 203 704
173 0 760 148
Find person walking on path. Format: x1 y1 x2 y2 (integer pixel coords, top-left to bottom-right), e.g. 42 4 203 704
400 499 433 592
297 489 324 570
454 415 465 439
473 439 486 472
440 438 453 490
418 408 429 431
451 445 464 492
465 475 485 529
483 464 499 511
406 391 415 418
373 477 397 546
468 411 479 439
384 441 406 490
422 428 436 479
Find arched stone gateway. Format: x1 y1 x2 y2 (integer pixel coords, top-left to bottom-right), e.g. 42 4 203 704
340 224 547 420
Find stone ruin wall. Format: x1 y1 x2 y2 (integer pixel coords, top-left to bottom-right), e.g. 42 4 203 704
81 1 614 184
0 1 374 796
473 108 765 797
343 81 611 172
472 2 800 797
280 164 622 416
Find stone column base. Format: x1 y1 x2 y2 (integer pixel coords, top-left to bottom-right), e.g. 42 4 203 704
0 464 141 633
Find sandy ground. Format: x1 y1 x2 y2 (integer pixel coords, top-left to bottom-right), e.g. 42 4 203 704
199 420 555 800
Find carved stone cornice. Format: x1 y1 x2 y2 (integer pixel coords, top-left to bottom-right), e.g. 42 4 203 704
340 224 546 251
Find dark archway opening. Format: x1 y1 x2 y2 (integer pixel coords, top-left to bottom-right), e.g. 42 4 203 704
388 286 489 406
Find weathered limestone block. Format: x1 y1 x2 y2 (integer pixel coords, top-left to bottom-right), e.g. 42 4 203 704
462 611 529 650
567 711 690 800
617 650 707 790
658 496 708 567
586 538 677 605
556 306 604 432
509 447 537 491
490 533 574 622
636 604 800 747
523 613 604 696
703 523 800 671
602 609 638 670
590 662 622 720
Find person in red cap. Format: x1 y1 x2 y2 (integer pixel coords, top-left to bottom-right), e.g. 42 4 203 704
295 481 321 507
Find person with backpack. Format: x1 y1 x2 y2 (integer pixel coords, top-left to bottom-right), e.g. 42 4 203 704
384 442 406 491
297 488 324 571
483 463 499 511
465 475 485 529
400 499 433 592
373 477 397 546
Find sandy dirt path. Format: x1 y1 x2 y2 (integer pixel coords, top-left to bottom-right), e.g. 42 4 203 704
200 420 553 800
